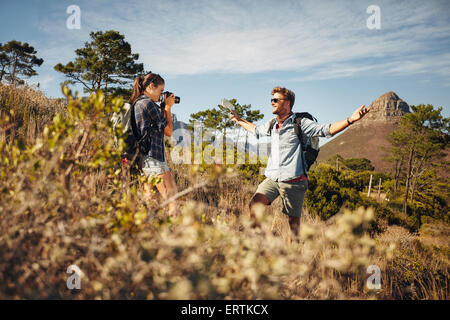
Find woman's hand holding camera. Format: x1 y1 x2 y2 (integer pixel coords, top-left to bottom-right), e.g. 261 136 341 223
164 93 176 110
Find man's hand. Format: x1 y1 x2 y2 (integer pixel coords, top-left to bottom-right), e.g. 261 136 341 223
230 111 256 134
348 105 370 123
230 111 241 123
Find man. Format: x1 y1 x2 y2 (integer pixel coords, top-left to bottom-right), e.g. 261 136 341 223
230 86 370 236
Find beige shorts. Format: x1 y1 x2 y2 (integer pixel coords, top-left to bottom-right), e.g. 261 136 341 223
255 178 308 217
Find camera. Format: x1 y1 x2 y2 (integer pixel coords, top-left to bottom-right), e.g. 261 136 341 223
160 91 180 105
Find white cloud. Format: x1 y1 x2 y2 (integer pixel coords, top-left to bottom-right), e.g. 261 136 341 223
34 0 450 81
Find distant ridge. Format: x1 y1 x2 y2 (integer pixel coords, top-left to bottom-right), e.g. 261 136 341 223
317 91 411 172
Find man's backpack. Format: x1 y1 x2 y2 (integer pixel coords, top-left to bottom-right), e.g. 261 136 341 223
267 112 320 173
111 96 151 165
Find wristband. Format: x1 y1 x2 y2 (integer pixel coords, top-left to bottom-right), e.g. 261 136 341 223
347 118 353 126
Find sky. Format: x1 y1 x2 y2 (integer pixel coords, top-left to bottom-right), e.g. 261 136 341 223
1 0 450 141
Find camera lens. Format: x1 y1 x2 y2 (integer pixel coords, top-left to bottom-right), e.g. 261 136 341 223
163 91 180 104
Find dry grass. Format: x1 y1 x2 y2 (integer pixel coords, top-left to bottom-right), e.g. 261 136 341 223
0 85 448 300
0 83 66 145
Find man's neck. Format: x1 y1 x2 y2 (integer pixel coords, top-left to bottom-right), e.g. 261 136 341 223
277 112 293 125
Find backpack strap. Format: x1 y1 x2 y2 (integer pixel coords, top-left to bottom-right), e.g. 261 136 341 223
267 118 277 136
293 113 304 147
294 112 319 177
130 96 148 141
293 112 317 146
292 113 308 176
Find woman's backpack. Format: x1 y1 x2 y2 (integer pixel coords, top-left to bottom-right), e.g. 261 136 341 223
111 97 151 165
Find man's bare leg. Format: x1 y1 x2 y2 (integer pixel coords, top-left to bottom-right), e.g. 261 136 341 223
288 216 300 237
248 193 270 227
249 193 270 215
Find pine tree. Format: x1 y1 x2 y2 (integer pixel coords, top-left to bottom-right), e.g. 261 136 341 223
0 41 44 85
54 30 144 99
189 99 263 164
387 104 449 214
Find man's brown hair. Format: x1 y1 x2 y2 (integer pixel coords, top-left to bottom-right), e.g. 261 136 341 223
272 86 295 110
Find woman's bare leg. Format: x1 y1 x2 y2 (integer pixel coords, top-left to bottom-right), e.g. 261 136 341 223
144 180 160 204
155 171 178 217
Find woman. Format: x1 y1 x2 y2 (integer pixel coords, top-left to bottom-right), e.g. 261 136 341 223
129 72 178 217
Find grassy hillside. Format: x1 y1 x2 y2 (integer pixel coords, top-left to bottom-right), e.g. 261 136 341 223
0 83 66 145
0 84 448 299
318 122 398 173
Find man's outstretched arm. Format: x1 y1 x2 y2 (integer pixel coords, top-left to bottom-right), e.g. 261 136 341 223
329 105 370 136
230 111 256 134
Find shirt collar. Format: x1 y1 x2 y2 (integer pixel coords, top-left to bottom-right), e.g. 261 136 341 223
275 113 295 127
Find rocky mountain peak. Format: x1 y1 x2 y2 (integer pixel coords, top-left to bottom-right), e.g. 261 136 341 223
356 91 410 125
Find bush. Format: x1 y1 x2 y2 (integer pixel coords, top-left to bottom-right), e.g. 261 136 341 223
325 154 375 172
305 164 382 220
386 239 449 299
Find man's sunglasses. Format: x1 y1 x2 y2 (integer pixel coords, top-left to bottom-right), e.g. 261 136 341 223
271 98 286 103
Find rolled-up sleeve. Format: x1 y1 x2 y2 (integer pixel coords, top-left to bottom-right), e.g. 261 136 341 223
254 119 273 138
300 118 332 138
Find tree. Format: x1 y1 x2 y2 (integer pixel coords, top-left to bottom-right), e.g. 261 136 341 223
0 41 44 85
387 104 449 214
189 99 263 164
54 30 144 99
384 129 409 192
0 49 8 82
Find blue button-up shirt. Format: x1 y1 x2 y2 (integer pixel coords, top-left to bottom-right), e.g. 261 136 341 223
134 96 168 162
254 113 332 181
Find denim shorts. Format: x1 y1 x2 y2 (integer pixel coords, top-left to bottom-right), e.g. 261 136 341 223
255 178 308 217
140 155 170 176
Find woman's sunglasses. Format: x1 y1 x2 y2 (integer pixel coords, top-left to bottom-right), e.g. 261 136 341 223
271 98 286 103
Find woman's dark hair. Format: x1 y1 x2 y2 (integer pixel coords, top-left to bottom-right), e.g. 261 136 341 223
129 72 165 105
